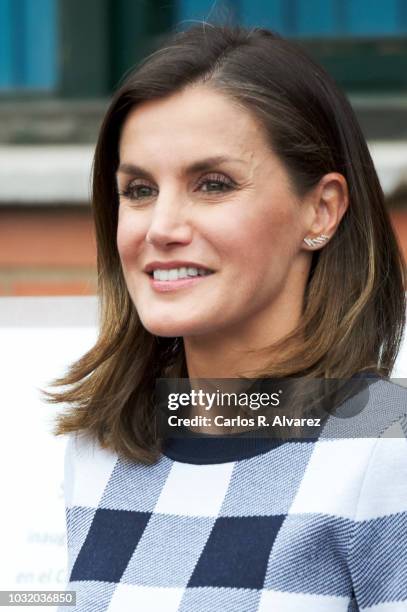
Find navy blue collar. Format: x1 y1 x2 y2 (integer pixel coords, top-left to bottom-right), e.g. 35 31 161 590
161 432 288 464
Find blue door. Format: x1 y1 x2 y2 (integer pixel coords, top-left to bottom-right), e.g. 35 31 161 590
176 0 407 37
0 0 58 91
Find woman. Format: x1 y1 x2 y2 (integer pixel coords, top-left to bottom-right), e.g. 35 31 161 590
51 24 407 611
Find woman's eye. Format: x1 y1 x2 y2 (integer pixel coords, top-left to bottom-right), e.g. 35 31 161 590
119 182 157 200
197 175 235 193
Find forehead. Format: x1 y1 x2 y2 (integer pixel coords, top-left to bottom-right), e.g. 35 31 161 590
119 85 268 163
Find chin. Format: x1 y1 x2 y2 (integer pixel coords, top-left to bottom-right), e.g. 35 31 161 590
138 315 204 338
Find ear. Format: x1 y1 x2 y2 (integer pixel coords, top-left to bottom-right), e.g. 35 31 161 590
303 172 349 250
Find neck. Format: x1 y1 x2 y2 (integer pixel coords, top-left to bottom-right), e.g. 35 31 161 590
183 294 304 380
180 308 302 435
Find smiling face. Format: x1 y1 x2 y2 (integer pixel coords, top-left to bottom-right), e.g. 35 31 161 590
116 85 313 343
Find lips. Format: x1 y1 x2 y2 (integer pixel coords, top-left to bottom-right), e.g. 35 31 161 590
148 271 214 292
144 261 214 274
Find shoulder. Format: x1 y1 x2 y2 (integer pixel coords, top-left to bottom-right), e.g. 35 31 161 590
320 377 407 440
354 409 407 519
295 379 407 520
63 432 119 508
368 377 407 420
365 377 407 438
346 408 407 607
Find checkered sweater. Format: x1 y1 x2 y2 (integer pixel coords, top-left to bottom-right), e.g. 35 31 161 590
60 378 407 611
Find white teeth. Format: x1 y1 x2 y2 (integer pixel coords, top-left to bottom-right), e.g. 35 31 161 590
152 267 211 281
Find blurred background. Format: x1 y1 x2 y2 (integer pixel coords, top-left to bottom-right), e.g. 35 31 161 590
0 0 407 296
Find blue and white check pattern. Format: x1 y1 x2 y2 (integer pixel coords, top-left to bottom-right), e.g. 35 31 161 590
59 379 407 611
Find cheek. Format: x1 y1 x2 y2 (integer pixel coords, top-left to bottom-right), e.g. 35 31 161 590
255 197 301 251
223 205 299 280
116 228 131 263
116 215 144 264
222 206 288 257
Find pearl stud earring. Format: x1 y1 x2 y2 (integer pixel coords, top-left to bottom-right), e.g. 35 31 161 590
303 234 330 247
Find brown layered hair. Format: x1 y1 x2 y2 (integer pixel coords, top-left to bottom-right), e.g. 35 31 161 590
47 24 406 464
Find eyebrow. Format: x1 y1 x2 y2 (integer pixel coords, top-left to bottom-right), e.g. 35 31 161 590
116 156 246 178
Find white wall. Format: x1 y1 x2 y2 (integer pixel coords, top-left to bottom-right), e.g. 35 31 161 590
0 297 97 611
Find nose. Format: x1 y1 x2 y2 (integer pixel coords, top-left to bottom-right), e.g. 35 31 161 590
145 191 192 247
